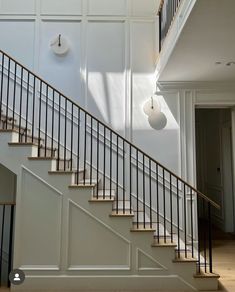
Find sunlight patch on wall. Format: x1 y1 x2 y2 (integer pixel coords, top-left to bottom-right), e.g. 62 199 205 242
87 72 125 131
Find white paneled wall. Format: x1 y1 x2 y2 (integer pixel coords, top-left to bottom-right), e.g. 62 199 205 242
0 0 36 15
0 20 35 68
0 1 185 172
87 21 126 133
40 0 83 15
87 0 126 16
39 20 83 103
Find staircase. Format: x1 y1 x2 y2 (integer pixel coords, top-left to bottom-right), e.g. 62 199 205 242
0 49 220 291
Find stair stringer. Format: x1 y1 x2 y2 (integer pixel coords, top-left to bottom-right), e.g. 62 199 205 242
0 132 217 291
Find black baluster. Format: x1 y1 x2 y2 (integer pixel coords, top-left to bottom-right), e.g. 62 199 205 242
57 94 61 170
177 178 180 258
163 168 166 242
0 54 5 122
159 11 162 51
6 58 10 129
12 63 17 131
96 122 99 198
38 81 42 156
170 174 173 242
110 131 112 199
90 117 93 185
7 205 14 287
103 127 106 198
70 103 74 171
116 136 119 213
190 188 194 258
25 71 30 141
136 150 139 228
143 155 146 228
51 90 55 157
156 164 160 243
208 202 212 273
45 84 48 156
64 98 67 171
84 113 87 184
203 199 207 273
0 205 5 286
197 193 201 274
76 108 81 184
18 67 23 142
184 184 187 258
31 76 36 143
129 145 132 214
149 159 152 229
123 140 125 214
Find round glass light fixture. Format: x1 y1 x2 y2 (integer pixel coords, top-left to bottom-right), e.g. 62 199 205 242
148 112 167 130
143 96 161 116
50 34 69 56
143 96 167 130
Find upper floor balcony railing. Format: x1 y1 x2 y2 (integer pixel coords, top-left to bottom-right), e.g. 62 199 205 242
158 0 182 51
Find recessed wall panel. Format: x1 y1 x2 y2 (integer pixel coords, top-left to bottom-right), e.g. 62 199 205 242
39 20 82 103
87 0 126 16
131 21 180 173
131 0 159 16
41 0 82 15
0 0 36 15
68 202 130 269
20 169 62 268
87 21 126 133
0 20 35 69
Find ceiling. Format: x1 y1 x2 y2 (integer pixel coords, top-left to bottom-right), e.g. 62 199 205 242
159 0 235 82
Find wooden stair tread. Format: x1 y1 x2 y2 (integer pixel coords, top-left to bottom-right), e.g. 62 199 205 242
152 239 177 247
110 211 134 217
28 156 56 160
9 142 38 146
89 198 114 202
193 272 220 279
69 183 97 188
152 243 177 247
0 128 20 133
130 227 156 232
173 257 197 263
48 169 84 175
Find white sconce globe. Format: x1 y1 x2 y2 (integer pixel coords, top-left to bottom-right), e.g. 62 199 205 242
148 112 167 130
143 96 161 116
50 35 69 56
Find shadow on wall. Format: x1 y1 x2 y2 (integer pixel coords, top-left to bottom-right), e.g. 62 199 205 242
0 164 16 203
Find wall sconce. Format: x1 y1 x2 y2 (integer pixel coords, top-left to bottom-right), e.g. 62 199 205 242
143 96 167 130
50 34 69 56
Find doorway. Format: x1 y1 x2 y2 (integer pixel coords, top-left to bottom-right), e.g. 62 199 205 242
195 108 235 233
0 164 15 288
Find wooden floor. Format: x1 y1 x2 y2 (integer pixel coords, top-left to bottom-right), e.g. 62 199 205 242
210 240 235 291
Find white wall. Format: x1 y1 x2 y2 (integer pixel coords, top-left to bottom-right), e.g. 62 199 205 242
157 81 235 232
0 0 159 150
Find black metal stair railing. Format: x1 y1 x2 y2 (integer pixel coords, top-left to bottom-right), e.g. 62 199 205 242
0 49 219 274
158 0 182 51
0 203 15 287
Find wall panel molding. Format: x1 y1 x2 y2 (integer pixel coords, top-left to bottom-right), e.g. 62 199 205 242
67 200 131 270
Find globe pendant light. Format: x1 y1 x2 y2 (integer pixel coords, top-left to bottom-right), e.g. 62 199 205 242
143 96 167 130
